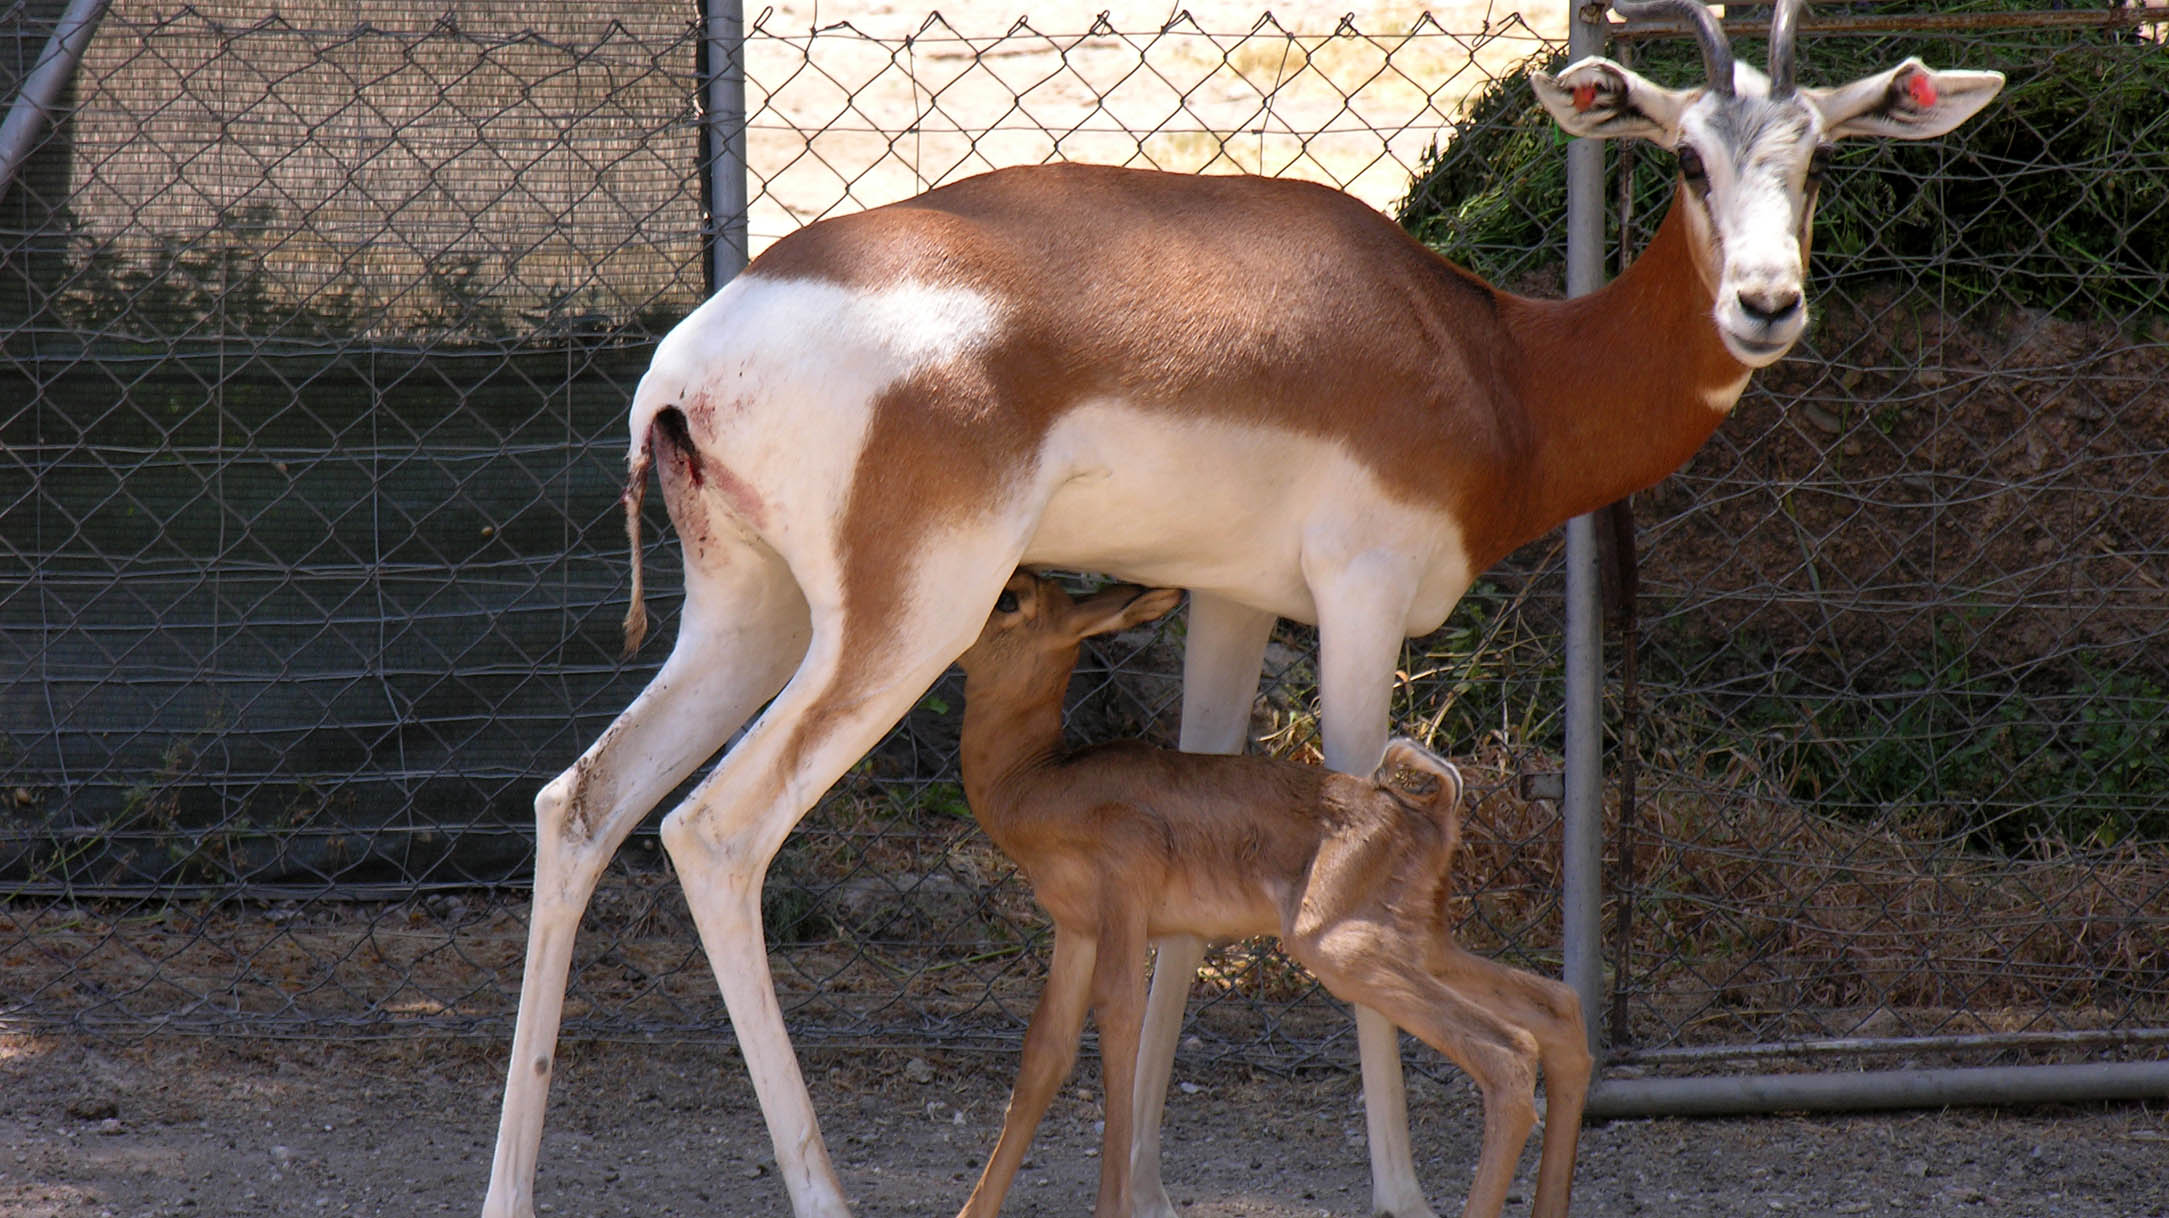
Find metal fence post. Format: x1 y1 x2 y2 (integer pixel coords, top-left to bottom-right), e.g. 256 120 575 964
701 0 748 291
0 0 110 202
1561 0 1610 1061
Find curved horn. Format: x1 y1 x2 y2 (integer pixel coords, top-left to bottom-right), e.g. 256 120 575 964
1769 0 1806 96
1613 0 1734 96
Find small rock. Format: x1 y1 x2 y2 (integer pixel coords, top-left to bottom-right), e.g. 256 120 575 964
65 1097 119 1122
94 1118 124 1136
903 1057 934 1084
1903 1158 1930 1179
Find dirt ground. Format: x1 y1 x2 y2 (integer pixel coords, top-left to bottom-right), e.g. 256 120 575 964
2 1033 2164 1218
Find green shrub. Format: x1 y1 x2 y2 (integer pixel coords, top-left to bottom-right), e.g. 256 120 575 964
1399 17 2169 317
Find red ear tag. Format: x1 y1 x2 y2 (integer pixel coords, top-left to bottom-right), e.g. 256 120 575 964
1572 82 1597 112
1906 71 1938 108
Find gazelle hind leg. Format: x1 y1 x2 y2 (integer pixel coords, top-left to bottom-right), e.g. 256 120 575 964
483 538 809 1218
1131 590 1275 1218
656 537 1025 1218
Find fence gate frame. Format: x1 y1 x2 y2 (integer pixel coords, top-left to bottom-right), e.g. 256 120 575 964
1557 0 2169 1118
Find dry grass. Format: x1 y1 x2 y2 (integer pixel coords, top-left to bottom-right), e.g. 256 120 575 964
8 741 2161 1055
1443 739 2169 1047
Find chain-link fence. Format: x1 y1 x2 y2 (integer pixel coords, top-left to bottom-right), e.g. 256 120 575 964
3 2 2164 1097
1586 8 2169 1087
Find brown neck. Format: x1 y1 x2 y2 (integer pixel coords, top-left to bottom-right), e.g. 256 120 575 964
1496 197 1752 541
958 670 1069 834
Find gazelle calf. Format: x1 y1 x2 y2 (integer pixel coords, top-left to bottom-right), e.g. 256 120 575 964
952 572 1590 1218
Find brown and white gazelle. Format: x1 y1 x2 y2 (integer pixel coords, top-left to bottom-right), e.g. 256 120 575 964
481 3 2004 1216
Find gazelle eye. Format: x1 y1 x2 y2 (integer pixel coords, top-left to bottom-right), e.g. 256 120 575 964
1676 145 1709 191
1807 144 1834 182
994 590 1020 614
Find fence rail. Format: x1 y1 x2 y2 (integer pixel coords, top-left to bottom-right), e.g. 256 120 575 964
3 3 2164 1103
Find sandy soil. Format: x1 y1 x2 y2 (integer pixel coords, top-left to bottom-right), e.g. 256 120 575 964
3 1033 2165 1218
741 1 1566 246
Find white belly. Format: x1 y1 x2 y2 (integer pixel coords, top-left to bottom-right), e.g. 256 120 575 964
1024 401 1472 631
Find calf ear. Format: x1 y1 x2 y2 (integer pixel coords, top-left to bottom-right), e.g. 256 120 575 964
1066 585 1183 642
1805 58 2006 141
1532 57 1696 146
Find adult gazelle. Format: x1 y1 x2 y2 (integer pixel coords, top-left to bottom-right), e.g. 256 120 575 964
483 4 2003 1215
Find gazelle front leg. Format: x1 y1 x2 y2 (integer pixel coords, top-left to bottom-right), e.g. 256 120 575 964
483 542 809 1218
1312 553 1443 1218
1131 590 1276 1218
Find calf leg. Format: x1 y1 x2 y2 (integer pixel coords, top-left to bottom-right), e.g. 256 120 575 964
1292 917 1588 1218
1427 949 1590 1218
1292 935 1541 1218
957 930 1099 1218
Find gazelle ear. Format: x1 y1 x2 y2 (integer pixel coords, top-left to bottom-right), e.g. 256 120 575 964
1532 57 1696 146
1064 584 1183 643
1803 58 2005 141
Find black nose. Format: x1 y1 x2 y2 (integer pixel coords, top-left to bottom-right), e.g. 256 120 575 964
1738 289 1802 326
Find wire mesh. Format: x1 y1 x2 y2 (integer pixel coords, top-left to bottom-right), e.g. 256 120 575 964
1585 5 2169 1071
2 3 2163 1089
0 3 1572 1059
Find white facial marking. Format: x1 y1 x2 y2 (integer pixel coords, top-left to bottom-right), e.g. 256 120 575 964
1677 65 1821 367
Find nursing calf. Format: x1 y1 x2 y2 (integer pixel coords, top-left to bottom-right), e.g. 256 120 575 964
953 571 1590 1218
